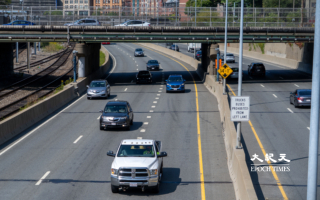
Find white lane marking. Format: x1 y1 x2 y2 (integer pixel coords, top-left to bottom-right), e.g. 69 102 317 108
149 110 154 112
147 116 151 118
137 68 138 70
160 88 163 90
140 129 146 132
97 116 101 120
294 84 300 87
307 127 310 130
155 97 159 99
273 94 277 98
130 56 131 57
249 77 253 79
153 101 157 103
152 106 156 108
35 171 50 186
0 47 118 157
144 122 149 125
73 135 83 144
124 88 128 91
260 84 265 88
158 91 161 92
287 108 294 113
137 65 138 66
135 61 137 63
157 94 161 96
279 76 284 79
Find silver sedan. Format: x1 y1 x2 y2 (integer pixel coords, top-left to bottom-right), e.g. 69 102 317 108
87 80 110 99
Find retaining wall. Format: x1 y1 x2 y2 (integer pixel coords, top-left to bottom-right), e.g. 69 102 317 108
0 47 111 145
139 43 257 200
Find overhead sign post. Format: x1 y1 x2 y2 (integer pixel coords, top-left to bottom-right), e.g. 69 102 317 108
218 63 233 79
230 96 250 122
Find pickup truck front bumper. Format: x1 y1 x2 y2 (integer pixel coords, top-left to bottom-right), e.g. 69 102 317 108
111 175 158 187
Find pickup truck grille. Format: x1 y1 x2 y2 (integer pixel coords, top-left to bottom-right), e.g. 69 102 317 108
119 168 149 178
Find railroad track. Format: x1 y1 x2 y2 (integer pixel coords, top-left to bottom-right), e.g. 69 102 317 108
0 44 75 119
14 48 69 71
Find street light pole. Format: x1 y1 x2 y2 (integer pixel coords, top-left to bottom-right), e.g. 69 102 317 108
307 0 320 199
223 0 228 95
73 50 78 82
236 0 245 149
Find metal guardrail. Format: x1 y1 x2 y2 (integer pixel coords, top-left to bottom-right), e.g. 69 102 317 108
0 6 316 28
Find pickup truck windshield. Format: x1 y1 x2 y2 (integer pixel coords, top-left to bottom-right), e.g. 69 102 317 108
117 145 155 157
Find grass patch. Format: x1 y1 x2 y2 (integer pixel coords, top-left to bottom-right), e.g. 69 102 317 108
41 42 65 53
100 50 106 66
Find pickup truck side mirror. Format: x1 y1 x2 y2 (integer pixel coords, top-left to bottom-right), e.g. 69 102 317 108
107 151 115 157
157 152 167 158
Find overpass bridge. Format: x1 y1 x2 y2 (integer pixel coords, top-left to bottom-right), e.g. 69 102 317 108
0 26 315 43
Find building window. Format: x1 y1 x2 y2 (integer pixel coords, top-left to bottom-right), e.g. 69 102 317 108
80 5 83 8
65 0 68 3
65 5 68 8
75 5 78 8
84 5 88 9
80 0 83 3
70 0 73 3
84 0 88 3
75 0 78 3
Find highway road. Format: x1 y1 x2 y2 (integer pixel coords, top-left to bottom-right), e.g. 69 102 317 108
163 42 314 199
0 43 235 199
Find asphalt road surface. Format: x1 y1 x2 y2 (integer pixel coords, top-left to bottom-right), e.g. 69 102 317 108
0 43 235 200
162 42 314 200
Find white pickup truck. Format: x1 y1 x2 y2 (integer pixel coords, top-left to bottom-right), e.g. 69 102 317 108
107 138 167 193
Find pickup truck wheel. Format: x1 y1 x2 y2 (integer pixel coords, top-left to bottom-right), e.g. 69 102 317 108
111 185 119 193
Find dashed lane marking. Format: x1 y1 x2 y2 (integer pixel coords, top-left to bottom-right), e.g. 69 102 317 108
307 127 310 130
152 106 156 108
147 116 151 118
157 94 161 96
294 84 299 87
260 84 265 88
73 135 83 144
273 94 277 98
153 101 157 103
35 171 50 186
144 122 149 125
155 97 159 99
149 110 154 112
140 129 146 132
287 108 294 113
124 88 128 91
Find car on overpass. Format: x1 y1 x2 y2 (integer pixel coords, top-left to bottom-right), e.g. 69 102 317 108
99 100 134 130
136 70 152 83
146 60 160 71
248 63 266 77
4 20 36 25
290 89 311 108
134 48 145 57
107 137 167 193
86 80 110 99
64 18 101 26
115 20 151 27
166 75 186 93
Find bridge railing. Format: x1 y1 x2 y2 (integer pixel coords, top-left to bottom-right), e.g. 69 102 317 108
0 6 316 27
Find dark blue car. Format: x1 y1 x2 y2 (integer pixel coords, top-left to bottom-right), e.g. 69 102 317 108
4 20 36 25
166 75 185 93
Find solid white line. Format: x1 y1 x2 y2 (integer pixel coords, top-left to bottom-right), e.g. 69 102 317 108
147 116 151 118
0 47 118 157
273 94 277 98
35 171 50 186
73 135 83 144
307 127 310 130
97 116 101 120
260 84 265 88
104 47 117 79
294 84 299 87
153 101 157 103
149 110 154 112
287 108 294 113
152 106 156 108
144 122 149 125
124 88 128 91
140 129 146 132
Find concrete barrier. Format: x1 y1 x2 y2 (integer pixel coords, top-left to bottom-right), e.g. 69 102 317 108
140 43 257 200
0 46 111 145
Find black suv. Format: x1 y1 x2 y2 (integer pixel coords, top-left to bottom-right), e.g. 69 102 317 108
136 70 152 83
99 101 134 130
248 63 266 77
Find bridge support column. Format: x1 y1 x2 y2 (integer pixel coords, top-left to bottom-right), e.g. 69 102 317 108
209 44 219 76
201 43 208 73
0 43 13 78
75 43 101 78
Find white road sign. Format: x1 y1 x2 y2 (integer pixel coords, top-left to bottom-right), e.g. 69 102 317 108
231 96 250 122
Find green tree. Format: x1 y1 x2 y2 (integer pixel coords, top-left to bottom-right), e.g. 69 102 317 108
0 0 11 5
221 0 262 7
262 0 301 8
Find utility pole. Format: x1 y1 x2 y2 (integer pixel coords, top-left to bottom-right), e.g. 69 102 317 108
307 0 320 199
236 0 245 149
223 0 228 95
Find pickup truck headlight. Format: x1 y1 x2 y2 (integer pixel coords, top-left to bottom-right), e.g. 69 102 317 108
150 169 158 175
111 168 118 175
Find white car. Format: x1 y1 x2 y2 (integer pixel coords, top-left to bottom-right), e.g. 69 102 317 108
115 20 150 27
107 138 167 193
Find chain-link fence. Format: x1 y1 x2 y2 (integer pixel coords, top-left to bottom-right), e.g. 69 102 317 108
0 6 316 27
